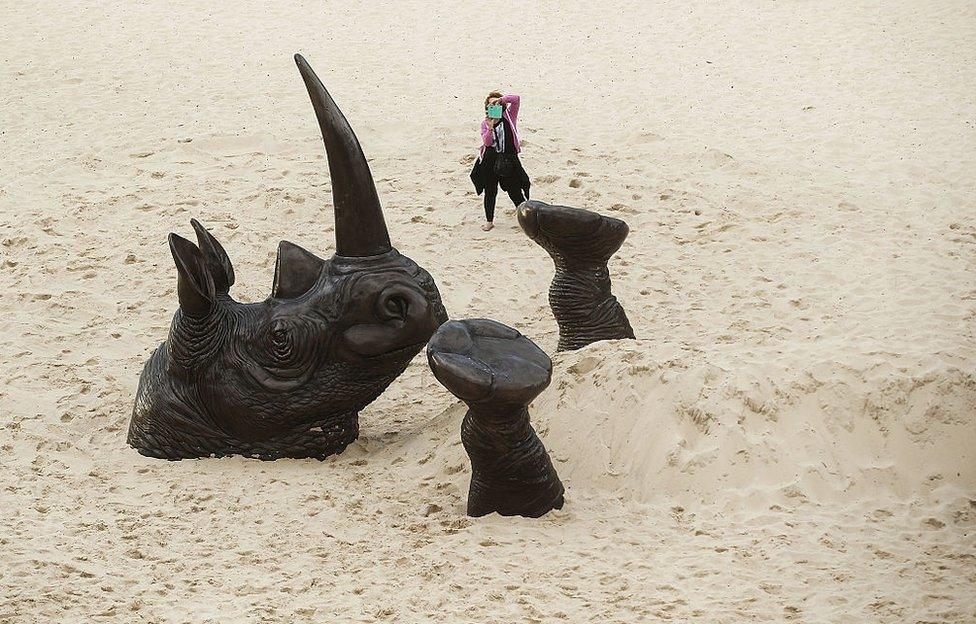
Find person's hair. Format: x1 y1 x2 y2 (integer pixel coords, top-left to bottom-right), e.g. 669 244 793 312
485 91 503 111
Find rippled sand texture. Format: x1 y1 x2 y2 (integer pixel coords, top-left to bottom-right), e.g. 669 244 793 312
2 1 974 622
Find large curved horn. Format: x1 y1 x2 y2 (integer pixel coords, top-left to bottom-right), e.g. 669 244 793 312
295 54 392 257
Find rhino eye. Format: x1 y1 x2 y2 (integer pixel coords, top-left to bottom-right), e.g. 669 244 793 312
270 322 291 360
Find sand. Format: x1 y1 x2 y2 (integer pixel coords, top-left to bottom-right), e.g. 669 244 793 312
2 1 975 622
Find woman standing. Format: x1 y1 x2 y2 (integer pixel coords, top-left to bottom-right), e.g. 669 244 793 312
471 91 531 231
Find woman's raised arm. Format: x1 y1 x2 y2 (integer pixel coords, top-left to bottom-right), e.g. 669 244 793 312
500 94 520 123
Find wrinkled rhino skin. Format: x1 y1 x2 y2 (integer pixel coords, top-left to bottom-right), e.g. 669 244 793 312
427 319 564 518
518 200 635 351
127 55 447 460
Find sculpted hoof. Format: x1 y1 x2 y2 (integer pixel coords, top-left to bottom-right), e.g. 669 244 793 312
127 55 447 460
427 319 564 518
517 200 635 351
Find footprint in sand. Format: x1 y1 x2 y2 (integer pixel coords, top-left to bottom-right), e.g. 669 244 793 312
610 203 638 215
636 131 663 143
699 148 736 169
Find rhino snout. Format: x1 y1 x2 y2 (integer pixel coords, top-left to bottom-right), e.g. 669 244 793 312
340 282 442 359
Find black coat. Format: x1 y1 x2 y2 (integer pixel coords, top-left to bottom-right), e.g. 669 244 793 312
470 152 531 199
470 118 530 199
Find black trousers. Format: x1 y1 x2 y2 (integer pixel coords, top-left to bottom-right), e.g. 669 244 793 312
482 148 525 222
484 181 525 222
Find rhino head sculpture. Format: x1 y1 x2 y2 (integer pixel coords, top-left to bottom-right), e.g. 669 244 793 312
127 55 447 460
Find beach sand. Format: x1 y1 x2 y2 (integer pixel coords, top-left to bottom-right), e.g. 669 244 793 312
1 1 975 622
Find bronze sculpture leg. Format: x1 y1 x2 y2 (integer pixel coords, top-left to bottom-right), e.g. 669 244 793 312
427 319 565 518
517 200 635 351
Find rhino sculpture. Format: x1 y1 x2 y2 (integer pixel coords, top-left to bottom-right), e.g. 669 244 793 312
127 55 447 460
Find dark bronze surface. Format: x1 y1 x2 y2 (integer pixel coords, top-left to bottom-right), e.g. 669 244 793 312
427 319 564 518
518 200 635 351
127 55 447 460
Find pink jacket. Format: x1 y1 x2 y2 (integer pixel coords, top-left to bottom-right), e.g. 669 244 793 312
479 93 521 158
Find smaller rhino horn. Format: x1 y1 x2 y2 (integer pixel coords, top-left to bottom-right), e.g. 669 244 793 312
190 219 235 294
169 233 215 317
272 240 326 299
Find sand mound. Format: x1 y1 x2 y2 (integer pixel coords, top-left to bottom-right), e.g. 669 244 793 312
526 341 976 505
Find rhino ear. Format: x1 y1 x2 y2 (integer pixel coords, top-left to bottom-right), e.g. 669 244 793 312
190 219 235 294
272 240 326 299
169 233 215 316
